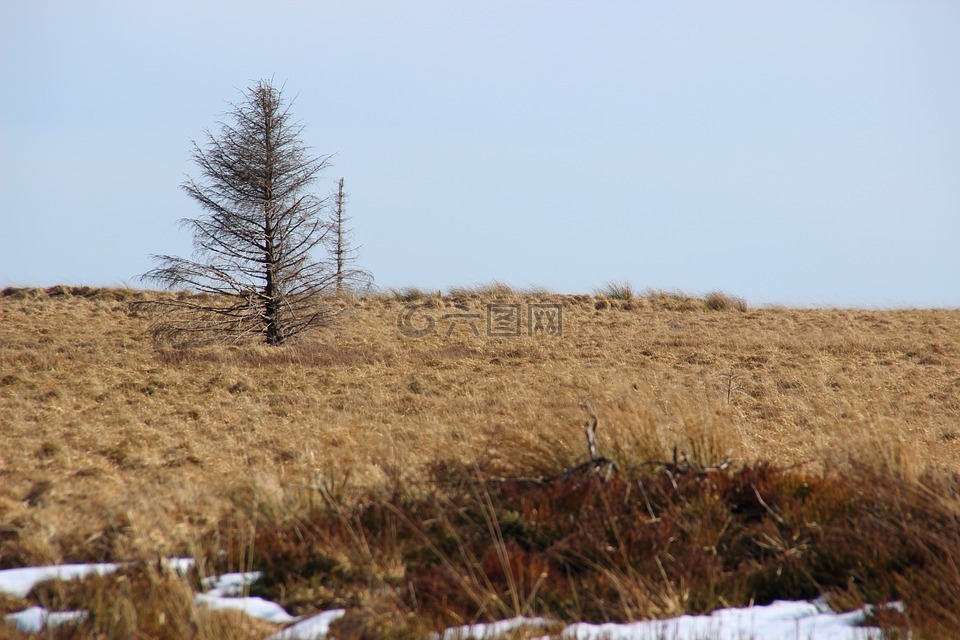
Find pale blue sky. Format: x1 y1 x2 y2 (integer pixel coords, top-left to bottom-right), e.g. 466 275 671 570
1 1 958 306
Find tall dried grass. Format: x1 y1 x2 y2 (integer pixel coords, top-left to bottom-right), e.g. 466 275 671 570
1 287 959 636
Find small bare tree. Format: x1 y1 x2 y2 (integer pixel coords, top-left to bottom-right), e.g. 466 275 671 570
329 178 373 294
141 80 337 345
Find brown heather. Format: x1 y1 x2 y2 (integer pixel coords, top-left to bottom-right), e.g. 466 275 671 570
1 286 959 638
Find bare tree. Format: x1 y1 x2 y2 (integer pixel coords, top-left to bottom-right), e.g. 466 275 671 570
329 178 373 294
141 80 337 345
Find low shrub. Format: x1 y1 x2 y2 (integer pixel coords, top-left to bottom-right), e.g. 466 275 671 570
223 459 960 637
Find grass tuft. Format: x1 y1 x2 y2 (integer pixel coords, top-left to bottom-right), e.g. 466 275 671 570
389 286 440 302
596 280 634 300
704 291 748 312
448 281 517 298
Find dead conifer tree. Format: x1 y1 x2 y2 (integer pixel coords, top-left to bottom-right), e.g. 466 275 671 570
141 80 338 345
329 178 372 294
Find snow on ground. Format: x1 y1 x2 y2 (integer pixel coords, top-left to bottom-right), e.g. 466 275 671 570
266 609 347 640
1 562 891 639
201 571 264 597
0 558 196 601
438 616 555 639
555 600 884 640
162 557 197 575
194 570 298 624
4 607 88 634
0 563 121 599
195 592 299 624
434 602 887 640
0 562 298 632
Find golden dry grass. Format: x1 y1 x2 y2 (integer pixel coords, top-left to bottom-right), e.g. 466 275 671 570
1 286 959 569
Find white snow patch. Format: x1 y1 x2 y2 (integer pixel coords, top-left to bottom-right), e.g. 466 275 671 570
162 557 197 575
0 561 295 630
266 609 347 639
193 568 301 624
0 563 120 599
201 571 263 597
195 592 299 624
4 606 87 633
554 600 884 640
439 616 555 639
0 561 898 640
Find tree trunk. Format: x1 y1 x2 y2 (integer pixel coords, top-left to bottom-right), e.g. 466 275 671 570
334 178 346 293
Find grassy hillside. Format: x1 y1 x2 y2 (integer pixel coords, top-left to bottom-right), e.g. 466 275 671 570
1 286 959 637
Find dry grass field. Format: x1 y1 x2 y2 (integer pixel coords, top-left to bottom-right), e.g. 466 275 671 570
1 285 959 637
